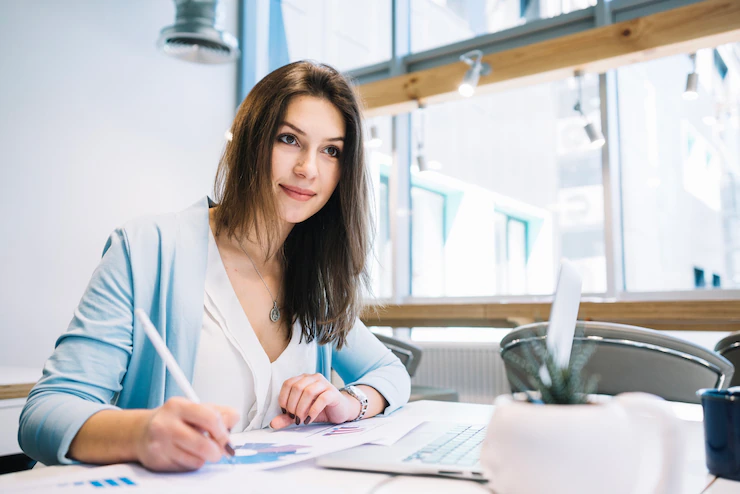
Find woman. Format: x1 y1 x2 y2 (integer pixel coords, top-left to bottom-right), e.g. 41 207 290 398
19 61 410 472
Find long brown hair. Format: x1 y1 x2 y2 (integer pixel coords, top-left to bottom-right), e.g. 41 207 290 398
213 61 371 349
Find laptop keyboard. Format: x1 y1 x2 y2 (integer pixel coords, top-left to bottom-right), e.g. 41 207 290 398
403 424 486 467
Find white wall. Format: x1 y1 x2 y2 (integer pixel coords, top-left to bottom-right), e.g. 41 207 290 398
0 1 239 367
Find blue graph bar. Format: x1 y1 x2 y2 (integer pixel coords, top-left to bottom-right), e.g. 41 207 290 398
89 480 104 487
119 477 136 485
104 478 118 486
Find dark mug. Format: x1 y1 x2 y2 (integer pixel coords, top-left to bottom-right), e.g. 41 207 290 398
697 387 740 481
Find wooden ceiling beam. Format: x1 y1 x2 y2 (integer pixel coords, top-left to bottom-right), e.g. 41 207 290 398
359 0 740 116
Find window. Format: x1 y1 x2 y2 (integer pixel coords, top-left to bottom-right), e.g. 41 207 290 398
275 0 392 72
412 0 597 53
618 48 740 292
366 117 394 299
409 73 605 296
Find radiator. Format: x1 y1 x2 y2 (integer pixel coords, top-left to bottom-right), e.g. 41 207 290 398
411 341 511 404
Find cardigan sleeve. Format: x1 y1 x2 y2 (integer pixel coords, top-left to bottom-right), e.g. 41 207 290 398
18 229 135 466
331 320 411 416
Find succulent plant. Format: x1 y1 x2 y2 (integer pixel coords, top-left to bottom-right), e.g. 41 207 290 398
502 332 599 405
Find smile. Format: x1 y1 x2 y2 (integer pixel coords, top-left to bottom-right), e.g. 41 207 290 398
280 184 316 202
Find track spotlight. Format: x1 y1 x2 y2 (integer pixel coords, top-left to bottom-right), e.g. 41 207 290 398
574 70 605 148
415 103 429 172
459 50 492 97
367 125 382 148
683 53 699 100
583 122 605 148
416 154 428 172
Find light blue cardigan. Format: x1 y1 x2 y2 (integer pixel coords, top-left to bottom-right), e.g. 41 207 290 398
19 198 410 466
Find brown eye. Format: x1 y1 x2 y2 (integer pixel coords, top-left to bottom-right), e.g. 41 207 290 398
278 134 298 145
325 146 340 158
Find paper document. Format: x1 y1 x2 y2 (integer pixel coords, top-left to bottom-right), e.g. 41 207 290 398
224 414 424 470
0 463 263 494
2 462 393 494
1 416 423 493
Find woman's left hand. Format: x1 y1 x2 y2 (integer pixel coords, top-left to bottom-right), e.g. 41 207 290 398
269 373 359 429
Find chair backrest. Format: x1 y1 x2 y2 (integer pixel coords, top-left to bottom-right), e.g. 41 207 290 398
500 321 734 404
374 333 423 378
715 332 740 388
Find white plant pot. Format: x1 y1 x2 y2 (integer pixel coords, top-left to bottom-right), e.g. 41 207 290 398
480 392 684 494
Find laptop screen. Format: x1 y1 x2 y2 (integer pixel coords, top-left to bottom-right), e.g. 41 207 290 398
545 260 583 370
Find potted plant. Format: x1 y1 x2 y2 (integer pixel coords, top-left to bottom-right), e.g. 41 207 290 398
480 333 683 494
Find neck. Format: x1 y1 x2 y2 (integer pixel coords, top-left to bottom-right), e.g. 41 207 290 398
239 217 293 265
209 208 293 272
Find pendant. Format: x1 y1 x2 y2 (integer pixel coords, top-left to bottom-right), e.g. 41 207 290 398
270 301 281 323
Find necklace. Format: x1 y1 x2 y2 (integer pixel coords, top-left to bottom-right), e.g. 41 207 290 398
237 240 281 323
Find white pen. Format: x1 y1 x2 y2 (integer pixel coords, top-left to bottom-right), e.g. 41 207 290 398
134 308 236 459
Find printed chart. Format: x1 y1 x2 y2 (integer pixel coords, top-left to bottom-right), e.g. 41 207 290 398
59 476 137 489
230 442 309 465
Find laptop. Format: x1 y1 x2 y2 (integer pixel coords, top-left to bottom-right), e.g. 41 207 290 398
317 260 583 480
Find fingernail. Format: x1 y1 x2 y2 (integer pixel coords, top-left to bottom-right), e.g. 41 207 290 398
295 416 301 426
289 413 295 419
305 416 311 425
281 408 286 414
225 442 236 457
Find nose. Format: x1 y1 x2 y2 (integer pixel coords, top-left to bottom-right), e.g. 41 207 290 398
294 149 318 180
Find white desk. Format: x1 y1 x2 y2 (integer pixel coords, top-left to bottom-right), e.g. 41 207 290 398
0 400 735 493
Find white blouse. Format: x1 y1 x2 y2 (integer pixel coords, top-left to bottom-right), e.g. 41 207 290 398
192 229 317 432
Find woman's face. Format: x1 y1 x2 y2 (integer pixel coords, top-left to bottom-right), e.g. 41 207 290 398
271 95 345 226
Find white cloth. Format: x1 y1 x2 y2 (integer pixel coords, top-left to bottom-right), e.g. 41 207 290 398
192 229 317 432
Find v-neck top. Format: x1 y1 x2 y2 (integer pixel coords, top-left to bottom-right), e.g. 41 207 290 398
191 229 317 432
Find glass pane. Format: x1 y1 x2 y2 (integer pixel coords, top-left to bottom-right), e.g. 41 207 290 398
618 45 740 291
411 0 597 54
278 0 391 72
507 218 527 294
367 117 394 298
411 187 446 296
410 74 605 296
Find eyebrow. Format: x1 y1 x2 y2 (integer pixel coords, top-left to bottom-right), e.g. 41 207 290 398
281 121 344 142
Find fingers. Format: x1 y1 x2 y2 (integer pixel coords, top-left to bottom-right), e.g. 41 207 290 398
269 414 295 430
175 400 232 450
171 420 223 464
283 374 325 424
278 374 345 426
305 389 340 424
291 380 327 423
277 374 310 417
139 398 232 471
170 444 209 472
139 413 219 471
213 405 240 431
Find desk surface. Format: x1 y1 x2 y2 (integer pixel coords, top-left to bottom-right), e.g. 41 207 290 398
0 400 734 494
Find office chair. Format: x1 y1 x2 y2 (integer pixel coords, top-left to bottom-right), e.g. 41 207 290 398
500 321 734 404
374 333 459 402
715 332 740 387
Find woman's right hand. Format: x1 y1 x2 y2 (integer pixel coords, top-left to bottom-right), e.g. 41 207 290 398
135 397 239 472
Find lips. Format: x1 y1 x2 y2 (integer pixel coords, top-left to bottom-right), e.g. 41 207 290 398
280 184 316 202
